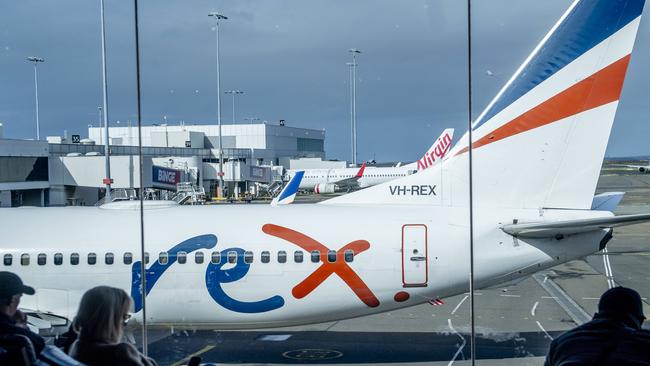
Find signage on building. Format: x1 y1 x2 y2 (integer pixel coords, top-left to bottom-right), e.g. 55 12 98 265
185 141 191 148
152 165 182 189
72 135 81 143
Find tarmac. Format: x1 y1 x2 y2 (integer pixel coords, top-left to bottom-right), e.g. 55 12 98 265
147 164 650 365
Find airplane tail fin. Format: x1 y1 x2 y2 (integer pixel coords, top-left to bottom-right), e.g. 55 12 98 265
355 163 367 178
323 0 645 208
271 171 304 205
415 128 454 170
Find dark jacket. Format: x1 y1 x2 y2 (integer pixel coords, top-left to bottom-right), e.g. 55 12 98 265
69 338 157 366
0 312 45 354
545 315 650 365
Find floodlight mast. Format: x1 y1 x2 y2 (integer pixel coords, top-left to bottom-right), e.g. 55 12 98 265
348 48 361 165
224 90 244 123
100 0 112 201
26 56 45 140
209 11 228 197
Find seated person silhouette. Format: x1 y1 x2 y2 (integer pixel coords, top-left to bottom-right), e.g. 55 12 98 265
0 271 45 364
545 286 650 365
68 286 157 366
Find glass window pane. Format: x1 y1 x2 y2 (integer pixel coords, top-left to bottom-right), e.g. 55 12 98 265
195 251 204 264
244 251 253 264
70 253 79 266
261 251 270 263
311 250 320 263
87 253 96 265
227 251 237 264
344 249 354 263
54 253 63 265
37 253 46 266
21 254 29 266
278 251 287 263
178 251 187 264
105 252 114 265
211 251 220 264
159 252 168 265
124 252 133 265
294 251 303 263
3 254 12 266
328 250 336 263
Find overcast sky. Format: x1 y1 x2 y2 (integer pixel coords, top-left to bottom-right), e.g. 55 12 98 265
1 0 648 161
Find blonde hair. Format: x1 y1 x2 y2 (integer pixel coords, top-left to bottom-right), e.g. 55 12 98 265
73 286 131 343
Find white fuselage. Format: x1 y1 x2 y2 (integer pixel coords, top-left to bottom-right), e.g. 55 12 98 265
288 166 417 191
0 204 608 329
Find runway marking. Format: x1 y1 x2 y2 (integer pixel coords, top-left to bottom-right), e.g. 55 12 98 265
536 321 554 341
541 296 558 299
447 318 466 366
171 345 216 366
543 276 548 284
582 297 600 300
531 301 539 317
602 247 616 288
451 295 468 315
500 294 521 298
533 273 591 325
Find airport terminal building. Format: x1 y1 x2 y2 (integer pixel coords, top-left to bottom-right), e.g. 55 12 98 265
0 122 327 207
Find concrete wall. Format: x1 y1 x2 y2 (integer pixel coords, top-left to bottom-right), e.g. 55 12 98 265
49 155 148 189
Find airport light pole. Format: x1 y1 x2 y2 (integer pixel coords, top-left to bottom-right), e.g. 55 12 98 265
244 117 260 125
209 11 227 197
348 48 361 165
99 0 112 201
225 90 244 123
26 56 45 140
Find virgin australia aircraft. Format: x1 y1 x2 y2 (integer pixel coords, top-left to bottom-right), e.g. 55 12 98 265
286 128 454 194
1 0 648 330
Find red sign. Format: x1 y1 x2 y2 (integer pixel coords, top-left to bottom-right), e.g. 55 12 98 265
102 178 114 184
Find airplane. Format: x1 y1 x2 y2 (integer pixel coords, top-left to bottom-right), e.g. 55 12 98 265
0 0 647 332
287 128 454 194
616 160 650 173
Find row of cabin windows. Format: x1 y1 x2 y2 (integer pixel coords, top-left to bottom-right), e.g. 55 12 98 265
2 250 355 266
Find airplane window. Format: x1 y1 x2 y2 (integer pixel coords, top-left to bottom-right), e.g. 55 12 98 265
37 253 46 266
21 254 29 266
211 251 221 264
105 253 114 265
278 250 287 263
159 252 169 265
195 251 204 264
178 251 187 264
294 251 304 263
70 253 79 265
261 251 270 263
144 252 150 264
244 251 254 264
311 250 320 263
227 251 237 264
88 253 97 265
344 249 354 262
54 253 63 266
328 250 337 263
124 252 133 265
3 254 12 266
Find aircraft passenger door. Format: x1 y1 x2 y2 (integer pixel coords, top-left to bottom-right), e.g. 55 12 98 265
402 224 428 287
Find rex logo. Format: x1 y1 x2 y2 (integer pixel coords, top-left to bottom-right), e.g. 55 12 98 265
130 226 379 314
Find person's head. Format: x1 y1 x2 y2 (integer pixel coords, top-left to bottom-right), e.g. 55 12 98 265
596 287 646 329
0 272 35 317
73 286 132 343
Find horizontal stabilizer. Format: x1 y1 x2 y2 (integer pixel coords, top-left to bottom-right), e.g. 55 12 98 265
501 213 650 238
591 192 625 211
